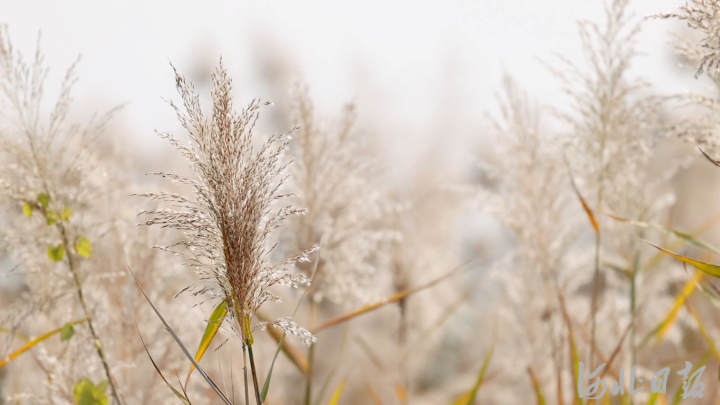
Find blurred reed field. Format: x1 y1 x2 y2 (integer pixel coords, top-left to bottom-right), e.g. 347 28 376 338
9 0 720 403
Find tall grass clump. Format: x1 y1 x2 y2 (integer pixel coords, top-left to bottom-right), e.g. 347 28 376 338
550 0 678 369
478 1 688 401
658 0 720 80
284 85 399 404
0 25 123 404
478 75 576 402
10 0 720 403
140 59 316 403
287 85 396 309
658 0 720 155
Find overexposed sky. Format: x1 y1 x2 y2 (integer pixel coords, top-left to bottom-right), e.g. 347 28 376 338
2 0 695 166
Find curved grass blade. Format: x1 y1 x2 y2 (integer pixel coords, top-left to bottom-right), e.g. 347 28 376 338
699 145 720 167
138 330 192 404
258 245 322 401
598 319 634 381
557 292 583 405
313 367 339 405
602 211 720 278
0 318 87 369
647 242 720 277
685 302 720 361
639 214 720 273
603 260 632 280
313 291 407 333
313 259 476 333
327 380 345 405
527 367 546 405
568 170 599 233
129 268 232 405
313 328 351 405
260 333 286 402
402 288 473 363
696 282 720 309
644 392 659 405
184 300 228 389
451 347 493 405
639 270 703 347
606 215 720 255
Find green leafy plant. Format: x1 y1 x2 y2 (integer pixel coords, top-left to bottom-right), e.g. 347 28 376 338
73 378 109 405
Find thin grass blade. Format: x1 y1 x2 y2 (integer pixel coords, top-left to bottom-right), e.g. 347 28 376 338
598 320 633 380
313 260 476 333
647 242 720 277
451 347 493 405
698 146 720 167
644 392 659 405
184 300 228 389
640 270 703 347
527 367 546 405
129 268 232 405
696 282 720 308
570 176 599 233
138 330 192 404
260 333 286 402
606 215 720 255
0 318 87 369
327 380 345 405
685 302 720 361
557 292 583 405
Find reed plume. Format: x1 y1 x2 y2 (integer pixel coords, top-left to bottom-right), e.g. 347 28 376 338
0 24 122 404
140 58 315 403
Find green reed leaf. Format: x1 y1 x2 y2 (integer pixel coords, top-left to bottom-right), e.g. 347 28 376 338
47 244 65 262
184 300 227 389
45 210 59 225
73 377 108 405
22 202 32 218
37 193 50 208
61 207 72 221
74 236 92 258
60 322 75 342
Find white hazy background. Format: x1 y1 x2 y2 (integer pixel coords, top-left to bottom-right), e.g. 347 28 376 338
3 0 694 178
3 2 720 402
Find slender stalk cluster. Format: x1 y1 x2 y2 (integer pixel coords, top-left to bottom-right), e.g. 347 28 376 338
659 1 720 155
656 0 720 78
551 0 673 366
0 25 122 404
287 85 397 307
141 60 315 344
479 76 574 400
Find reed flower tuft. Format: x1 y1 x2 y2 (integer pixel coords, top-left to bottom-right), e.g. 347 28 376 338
0 24 122 403
656 0 720 78
141 60 314 344
286 85 397 306
658 1 720 155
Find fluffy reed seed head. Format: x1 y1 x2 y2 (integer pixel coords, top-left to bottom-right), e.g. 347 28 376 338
657 0 720 79
287 85 397 306
142 60 314 343
658 1 720 155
